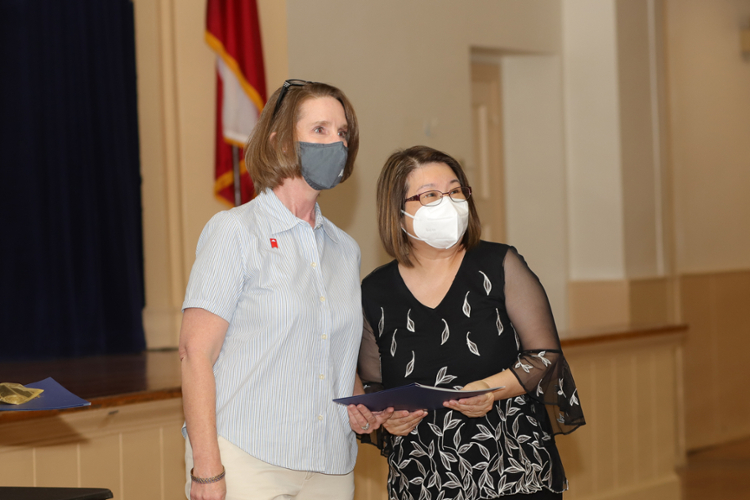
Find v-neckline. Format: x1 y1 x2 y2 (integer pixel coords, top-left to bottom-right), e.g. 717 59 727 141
395 250 469 311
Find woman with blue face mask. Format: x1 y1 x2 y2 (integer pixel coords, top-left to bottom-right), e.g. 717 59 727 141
350 146 586 500
179 80 383 500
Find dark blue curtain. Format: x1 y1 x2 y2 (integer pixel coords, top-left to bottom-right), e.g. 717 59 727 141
0 0 146 360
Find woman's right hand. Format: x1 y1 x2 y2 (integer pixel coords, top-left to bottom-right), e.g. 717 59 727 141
190 479 226 500
382 409 427 436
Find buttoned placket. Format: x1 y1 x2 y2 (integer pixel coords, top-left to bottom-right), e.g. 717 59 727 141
301 219 332 468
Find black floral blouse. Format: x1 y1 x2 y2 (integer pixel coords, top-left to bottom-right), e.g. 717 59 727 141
359 241 585 499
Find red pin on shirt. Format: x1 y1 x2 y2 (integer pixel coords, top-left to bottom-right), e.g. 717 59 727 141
270 238 278 249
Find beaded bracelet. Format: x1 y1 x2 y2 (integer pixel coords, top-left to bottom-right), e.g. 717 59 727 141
190 466 226 484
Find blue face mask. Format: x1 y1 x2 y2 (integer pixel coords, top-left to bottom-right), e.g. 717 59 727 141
298 141 348 191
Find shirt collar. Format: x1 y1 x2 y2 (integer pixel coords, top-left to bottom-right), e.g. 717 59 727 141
257 189 339 243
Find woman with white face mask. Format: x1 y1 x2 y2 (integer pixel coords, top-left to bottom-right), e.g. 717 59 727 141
349 146 585 500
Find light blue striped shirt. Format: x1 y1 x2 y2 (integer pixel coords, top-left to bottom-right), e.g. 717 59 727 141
183 189 362 474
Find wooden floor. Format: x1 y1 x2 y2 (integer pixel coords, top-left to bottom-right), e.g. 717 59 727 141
680 437 750 500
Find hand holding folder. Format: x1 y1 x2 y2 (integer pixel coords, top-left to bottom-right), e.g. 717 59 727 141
333 382 503 412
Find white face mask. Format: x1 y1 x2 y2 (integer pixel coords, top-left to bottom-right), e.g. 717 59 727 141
402 199 470 249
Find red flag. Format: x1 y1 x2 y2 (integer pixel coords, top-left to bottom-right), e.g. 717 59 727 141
206 0 267 206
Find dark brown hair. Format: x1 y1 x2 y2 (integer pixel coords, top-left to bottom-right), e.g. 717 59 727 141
244 82 359 195
376 146 481 266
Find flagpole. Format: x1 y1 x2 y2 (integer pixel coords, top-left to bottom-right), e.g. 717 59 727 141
232 145 241 206
207 0 266 207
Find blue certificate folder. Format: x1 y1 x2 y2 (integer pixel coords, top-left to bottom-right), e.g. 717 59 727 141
0 377 91 412
333 383 502 412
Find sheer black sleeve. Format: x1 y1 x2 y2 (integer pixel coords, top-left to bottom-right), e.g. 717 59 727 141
356 314 390 453
358 314 383 391
504 247 585 435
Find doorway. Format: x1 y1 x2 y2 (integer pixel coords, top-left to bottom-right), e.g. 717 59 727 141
469 61 506 243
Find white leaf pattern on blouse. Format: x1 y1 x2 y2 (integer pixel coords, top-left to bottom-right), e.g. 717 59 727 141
557 378 565 397
495 309 504 335
514 357 532 373
390 329 398 357
462 292 471 317
410 443 428 458
405 351 415 377
435 366 458 386
474 424 493 441
444 477 461 489
479 271 491 295
453 424 463 449
382 391 564 495
378 307 384 337
536 351 551 367
440 451 457 470
406 309 415 332
570 388 579 406
444 411 461 431
536 380 544 396
466 332 480 356
441 319 450 345
512 324 520 350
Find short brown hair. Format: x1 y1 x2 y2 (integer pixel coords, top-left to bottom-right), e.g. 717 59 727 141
376 146 481 267
244 81 359 195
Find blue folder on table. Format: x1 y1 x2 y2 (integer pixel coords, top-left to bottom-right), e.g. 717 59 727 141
333 382 502 412
0 377 91 412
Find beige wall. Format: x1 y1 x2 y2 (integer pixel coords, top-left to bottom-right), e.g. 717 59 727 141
618 0 665 280
501 55 569 329
563 0 626 282
563 0 675 329
134 0 288 347
665 0 750 274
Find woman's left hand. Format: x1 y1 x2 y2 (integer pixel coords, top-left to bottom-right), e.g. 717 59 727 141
347 404 393 434
443 380 495 418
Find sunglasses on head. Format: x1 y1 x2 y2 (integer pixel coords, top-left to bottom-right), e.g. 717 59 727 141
272 79 313 119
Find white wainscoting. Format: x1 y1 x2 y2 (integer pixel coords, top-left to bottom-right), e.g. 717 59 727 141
558 330 685 500
0 398 186 499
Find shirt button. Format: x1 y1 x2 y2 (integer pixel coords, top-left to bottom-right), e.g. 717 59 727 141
318 415 324 421
321 334 327 340
319 374 325 380
311 262 317 268
319 296 325 302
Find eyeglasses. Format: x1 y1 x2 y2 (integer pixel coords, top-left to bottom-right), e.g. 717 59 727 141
272 79 313 119
404 186 472 206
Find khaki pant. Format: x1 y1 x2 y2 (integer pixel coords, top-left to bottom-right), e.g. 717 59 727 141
185 436 355 500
